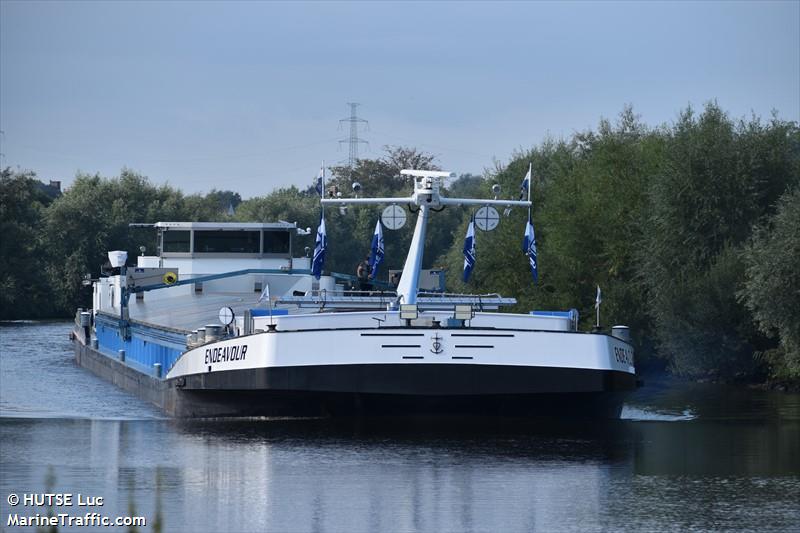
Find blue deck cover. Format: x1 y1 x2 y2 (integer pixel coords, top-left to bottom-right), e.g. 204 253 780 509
94 314 184 375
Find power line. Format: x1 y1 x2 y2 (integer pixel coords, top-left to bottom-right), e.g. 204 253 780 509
338 103 369 169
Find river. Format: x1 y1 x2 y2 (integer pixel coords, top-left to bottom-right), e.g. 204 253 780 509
1 321 798 532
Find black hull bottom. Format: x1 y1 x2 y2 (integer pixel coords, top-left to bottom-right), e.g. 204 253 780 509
177 389 630 418
74 334 634 418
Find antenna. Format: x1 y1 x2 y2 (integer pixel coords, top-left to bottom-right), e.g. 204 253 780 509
338 103 369 170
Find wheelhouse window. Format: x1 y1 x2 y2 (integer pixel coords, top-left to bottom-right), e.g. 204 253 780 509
162 230 190 253
194 230 260 253
263 230 290 254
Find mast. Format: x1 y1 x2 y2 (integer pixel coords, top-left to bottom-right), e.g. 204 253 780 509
395 205 429 304
322 170 531 306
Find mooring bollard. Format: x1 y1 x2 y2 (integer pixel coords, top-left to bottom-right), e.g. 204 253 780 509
118 349 125 362
154 363 162 378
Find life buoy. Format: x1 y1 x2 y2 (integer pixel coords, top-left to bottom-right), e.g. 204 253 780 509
162 271 178 285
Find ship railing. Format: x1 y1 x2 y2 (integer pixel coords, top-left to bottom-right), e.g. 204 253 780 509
277 289 398 310
416 292 517 311
276 290 516 312
329 272 394 291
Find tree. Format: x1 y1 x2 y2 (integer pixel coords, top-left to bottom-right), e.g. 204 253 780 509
639 103 799 378
741 186 800 379
206 189 243 217
42 169 189 313
0 169 56 318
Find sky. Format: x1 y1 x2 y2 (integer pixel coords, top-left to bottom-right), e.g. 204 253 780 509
1 0 798 198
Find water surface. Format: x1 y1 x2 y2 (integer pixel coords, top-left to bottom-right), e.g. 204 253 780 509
1 322 798 532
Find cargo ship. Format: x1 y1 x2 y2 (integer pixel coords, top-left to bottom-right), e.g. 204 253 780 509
72 169 636 417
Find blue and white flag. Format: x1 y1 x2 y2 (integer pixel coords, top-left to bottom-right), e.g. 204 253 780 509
522 217 538 282
462 218 476 282
314 165 324 196
518 163 532 201
368 220 384 279
312 216 327 279
595 285 602 309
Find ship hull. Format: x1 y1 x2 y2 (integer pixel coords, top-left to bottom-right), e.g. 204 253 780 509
74 330 634 418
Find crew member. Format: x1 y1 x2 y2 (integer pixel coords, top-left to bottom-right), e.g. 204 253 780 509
357 257 372 292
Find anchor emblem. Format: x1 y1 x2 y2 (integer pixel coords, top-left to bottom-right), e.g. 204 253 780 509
430 333 443 354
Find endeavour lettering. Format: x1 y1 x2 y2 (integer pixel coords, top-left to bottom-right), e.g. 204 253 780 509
613 346 634 366
204 344 248 365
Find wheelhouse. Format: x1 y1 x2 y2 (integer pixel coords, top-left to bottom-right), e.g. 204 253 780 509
155 222 295 258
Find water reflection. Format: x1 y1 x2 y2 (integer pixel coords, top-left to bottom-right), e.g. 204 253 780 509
2 412 798 532
631 420 800 476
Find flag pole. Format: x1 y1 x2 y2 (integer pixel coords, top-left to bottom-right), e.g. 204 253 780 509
527 162 532 222
596 301 600 328
321 160 325 216
268 284 274 329
595 285 601 329
527 162 532 203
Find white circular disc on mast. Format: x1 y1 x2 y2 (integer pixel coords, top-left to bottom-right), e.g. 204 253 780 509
218 306 235 325
475 206 500 231
381 205 407 230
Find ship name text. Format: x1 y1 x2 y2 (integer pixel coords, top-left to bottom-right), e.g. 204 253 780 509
205 344 248 364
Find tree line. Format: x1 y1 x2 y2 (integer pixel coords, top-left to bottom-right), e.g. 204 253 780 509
1 102 798 383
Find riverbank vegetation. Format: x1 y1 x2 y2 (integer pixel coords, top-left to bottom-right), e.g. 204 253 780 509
1 102 798 383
